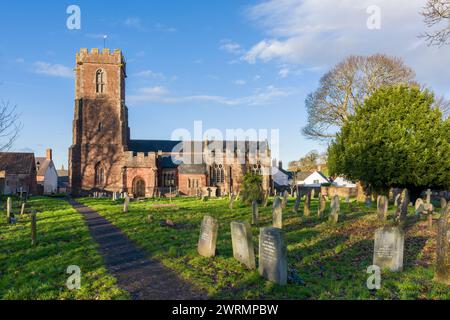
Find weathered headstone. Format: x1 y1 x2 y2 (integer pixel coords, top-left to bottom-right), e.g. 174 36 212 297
311 189 315 199
435 204 449 285
318 195 326 218
6 197 13 223
394 194 402 208
198 216 219 257
123 194 130 213
272 197 283 229
303 191 311 217
31 210 37 246
293 195 301 214
229 194 236 210
259 227 287 285
252 200 259 225
399 190 409 221
282 191 289 209
373 226 404 272
20 202 26 216
440 197 448 211
377 195 388 220
329 195 340 224
231 221 256 269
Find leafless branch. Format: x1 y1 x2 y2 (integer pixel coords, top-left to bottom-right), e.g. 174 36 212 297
0 100 22 151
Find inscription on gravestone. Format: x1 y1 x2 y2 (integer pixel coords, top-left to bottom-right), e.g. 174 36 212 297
231 221 256 269
259 227 287 285
198 216 219 257
373 226 404 272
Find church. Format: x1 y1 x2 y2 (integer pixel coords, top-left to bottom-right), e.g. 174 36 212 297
69 48 272 197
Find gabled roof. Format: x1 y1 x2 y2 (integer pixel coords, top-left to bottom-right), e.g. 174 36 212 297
35 157 53 176
295 171 314 181
0 152 36 175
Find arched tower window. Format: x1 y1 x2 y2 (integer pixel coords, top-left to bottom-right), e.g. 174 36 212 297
94 162 105 187
96 69 105 94
210 164 225 185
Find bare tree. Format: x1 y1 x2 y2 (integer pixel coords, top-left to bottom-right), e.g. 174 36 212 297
303 54 415 141
0 100 21 151
421 0 450 46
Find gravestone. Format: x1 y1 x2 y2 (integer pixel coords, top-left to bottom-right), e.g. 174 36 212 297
252 200 259 225
426 189 432 204
394 194 402 208
282 191 289 209
440 197 448 211
435 204 449 285
231 221 256 269
259 227 287 285
345 195 350 204
6 197 12 223
198 216 219 257
303 191 311 217
373 226 404 272
31 210 37 246
229 194 236 210
272 197 283 229
20 203 26 216
399 190 409 221
123 194 130 213
293 195 301 214
415 198 425 216
329 195 340 224
311 189 315 199
318 195 326 217
377 195 388 220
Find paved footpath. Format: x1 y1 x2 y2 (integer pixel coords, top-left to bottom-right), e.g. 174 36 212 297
69 199 206 300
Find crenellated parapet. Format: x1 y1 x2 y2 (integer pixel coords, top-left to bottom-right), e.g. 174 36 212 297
123 151 157 168
76 48 125 65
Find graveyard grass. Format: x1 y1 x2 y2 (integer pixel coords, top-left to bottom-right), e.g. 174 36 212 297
0 197 128 300
77 196 450 300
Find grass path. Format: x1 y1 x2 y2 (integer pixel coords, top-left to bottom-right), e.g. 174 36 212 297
78 196 450 300
0 197 127 300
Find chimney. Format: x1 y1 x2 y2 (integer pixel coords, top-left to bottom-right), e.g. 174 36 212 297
46 148 53 160
278 161 283 170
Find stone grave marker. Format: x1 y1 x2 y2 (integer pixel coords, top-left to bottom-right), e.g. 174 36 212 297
259 227 287 285
31 210 37 246
123 194 130 213
400 190 409 221
20 203 26 216
303 191 311 217
231 221 256 270
198 216 219 257
329 195 340 224
415 198 425 216
426 189 432 204
377 195 388 220
435 203 449 285
440 197 447 211
293 195 301 214
6 197 12 224
318 195 326 218
373 226 404 272
229 194 236 210
282 191 289 209
272 197 283 229
252 200 259 225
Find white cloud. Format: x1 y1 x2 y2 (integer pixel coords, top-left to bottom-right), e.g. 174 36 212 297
278 67 290 78
243 0 450 94
33 62 73 78
123 17 143 30
128 85 290 106
135 69 166 80
234 79 247 86
219 40 244 55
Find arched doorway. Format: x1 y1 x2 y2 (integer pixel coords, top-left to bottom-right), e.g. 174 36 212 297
133 177 146 198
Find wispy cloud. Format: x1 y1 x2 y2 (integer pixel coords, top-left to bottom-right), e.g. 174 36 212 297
33 62 73 78
123 17 144 30
135 69 166 79
233 79 247 86
129 85 290 106
219 39 244 55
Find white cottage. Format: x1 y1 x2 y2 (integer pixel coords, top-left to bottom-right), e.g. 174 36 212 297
35 149 58 194
296 171 330 187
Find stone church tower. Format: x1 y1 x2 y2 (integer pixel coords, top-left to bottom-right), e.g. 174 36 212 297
69 48 271 197
69 48 131 195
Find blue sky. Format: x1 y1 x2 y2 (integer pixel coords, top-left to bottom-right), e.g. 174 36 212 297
0 0 448 169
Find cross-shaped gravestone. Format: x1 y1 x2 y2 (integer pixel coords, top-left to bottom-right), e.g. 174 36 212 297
231 221 256 270
259 227 287 285
272 197 283 229
198 216 219 257
426 189 432 204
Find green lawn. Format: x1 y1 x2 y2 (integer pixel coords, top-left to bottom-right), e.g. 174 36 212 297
77 196 450 300
0 197 127 300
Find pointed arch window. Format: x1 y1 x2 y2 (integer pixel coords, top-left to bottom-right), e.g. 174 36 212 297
210 164 225 185
95 162 105 187
96 69 106 94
